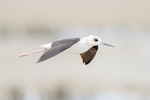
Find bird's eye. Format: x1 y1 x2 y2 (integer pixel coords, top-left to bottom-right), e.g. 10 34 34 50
94 38 98 42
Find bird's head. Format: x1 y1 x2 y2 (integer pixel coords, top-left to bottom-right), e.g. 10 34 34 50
88 35 114 47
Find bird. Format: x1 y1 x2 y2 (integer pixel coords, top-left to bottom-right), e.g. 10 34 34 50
19 35 114 65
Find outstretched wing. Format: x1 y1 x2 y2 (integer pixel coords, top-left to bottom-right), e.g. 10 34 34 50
80 46 98 65
37 38 80 63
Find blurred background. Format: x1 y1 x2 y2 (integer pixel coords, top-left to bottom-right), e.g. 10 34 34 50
0 0 150 100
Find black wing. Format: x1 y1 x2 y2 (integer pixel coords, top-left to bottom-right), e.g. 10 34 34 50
37 38 80 63
80 46 98 65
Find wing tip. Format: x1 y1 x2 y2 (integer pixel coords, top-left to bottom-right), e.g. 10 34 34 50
36 61 40 63
36 59 42 63
82 61 90 65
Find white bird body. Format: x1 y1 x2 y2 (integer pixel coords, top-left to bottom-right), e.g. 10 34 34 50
66 38 93 54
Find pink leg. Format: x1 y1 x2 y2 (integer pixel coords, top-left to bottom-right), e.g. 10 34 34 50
18 49 47 57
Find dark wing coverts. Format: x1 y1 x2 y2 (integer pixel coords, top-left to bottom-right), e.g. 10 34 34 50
80 46 98 65
37 38 80 63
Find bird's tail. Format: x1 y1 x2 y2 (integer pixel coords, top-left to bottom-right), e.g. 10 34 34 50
18 49 47 57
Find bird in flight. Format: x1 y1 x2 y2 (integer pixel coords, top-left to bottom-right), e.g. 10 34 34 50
19 35 114 65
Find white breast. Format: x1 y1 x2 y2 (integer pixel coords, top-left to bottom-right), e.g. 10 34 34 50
67 37 93 54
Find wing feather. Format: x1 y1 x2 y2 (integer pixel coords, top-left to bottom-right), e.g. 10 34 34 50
37 38 80 63
80 46 98 65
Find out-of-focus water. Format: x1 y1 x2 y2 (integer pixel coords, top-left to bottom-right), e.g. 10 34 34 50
0 27 150 100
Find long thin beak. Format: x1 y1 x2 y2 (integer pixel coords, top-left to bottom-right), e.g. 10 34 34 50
102 42 114 47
